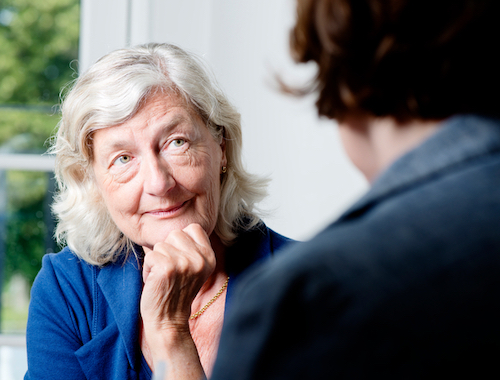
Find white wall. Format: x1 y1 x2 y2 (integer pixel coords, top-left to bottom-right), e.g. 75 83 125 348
79 0 368 241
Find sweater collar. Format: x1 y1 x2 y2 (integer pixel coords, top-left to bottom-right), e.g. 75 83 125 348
97 251 144 370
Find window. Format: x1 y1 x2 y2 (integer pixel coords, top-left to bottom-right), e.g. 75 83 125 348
0 0 80 341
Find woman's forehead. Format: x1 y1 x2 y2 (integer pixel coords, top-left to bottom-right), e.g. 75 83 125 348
104 91 196 130
141 90 192 117
107 95 205 140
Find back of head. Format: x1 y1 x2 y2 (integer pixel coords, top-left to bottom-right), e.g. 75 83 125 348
291 0 500 121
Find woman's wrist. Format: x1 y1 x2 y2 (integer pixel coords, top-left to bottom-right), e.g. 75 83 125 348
149 331 205 380
144 321 191 353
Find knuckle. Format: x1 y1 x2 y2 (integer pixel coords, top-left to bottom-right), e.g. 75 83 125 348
176 255 191 272
192 257 206 273
152 241 168 253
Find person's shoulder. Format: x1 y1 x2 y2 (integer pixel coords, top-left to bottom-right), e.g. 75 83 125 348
236 224 341 299
266 226 297 252
248 149 500 301
263 222 357 272
241 148 500 292
41 247 94 274
34 247 98 294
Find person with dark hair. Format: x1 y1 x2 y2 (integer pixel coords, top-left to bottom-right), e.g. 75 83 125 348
205 0 500 378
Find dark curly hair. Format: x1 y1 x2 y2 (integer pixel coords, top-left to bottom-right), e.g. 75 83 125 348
290 0 500 122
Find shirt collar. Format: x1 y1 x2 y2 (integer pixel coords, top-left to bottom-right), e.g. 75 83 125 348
341 114 500 219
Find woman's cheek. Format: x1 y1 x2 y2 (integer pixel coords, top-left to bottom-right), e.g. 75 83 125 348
108 162 139 184
164 151 193 167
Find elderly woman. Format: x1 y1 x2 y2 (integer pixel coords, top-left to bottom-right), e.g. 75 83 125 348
24 43 292 380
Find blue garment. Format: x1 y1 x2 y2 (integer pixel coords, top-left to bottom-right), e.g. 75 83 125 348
212 115 500 379
24 223 293 380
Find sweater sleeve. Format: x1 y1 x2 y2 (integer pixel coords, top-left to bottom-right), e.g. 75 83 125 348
25 253 93 380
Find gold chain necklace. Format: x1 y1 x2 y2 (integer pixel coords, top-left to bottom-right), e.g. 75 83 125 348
190 276 230 320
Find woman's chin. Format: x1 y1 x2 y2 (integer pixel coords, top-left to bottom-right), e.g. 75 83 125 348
136 221 214 249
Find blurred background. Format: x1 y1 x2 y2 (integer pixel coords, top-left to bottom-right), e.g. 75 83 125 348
0 1 367 378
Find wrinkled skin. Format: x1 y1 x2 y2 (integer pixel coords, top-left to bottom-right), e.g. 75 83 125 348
92 92 228 378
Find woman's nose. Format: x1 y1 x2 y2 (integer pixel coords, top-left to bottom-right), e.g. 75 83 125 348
142 155 175 196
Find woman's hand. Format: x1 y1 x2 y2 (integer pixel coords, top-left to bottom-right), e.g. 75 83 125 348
140 223 216 376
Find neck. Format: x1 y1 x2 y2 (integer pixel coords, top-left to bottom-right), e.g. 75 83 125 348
207 232 226 278
339 115 442 182
191 232 227 302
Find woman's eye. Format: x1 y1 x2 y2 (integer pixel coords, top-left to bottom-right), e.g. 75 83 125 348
113 155 131 166
171 139 186 148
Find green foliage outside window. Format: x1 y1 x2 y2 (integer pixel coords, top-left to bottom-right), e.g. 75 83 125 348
0 0 80 105
0 0 79 333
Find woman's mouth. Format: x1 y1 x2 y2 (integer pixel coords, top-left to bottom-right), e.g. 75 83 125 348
145 201 189 217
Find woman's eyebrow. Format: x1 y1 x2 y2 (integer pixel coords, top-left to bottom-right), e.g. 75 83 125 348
97 137 133 153
155 112 201 138
159 111 194 129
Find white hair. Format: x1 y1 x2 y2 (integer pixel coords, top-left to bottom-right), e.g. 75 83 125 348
50 43 267 266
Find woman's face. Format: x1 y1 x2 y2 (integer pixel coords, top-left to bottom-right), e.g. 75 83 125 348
92 93 226 250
